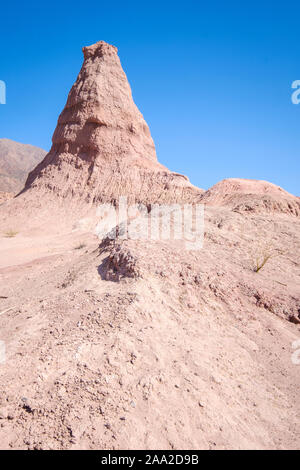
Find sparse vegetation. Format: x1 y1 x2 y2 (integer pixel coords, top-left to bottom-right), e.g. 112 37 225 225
253 251 273 273
239 222 285 274
4 229 18 238
251 241 284 273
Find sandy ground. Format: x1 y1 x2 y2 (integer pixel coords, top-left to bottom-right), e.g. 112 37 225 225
0 204 299 450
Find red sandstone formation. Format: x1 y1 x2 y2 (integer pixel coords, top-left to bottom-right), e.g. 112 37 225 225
24 41 202 205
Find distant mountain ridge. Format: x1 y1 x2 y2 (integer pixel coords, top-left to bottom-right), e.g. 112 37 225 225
0 138 46 193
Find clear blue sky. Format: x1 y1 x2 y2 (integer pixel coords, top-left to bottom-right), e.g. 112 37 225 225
0 1 299 195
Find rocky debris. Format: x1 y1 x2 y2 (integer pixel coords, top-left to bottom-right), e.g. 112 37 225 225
288 313 300 325
98 238 141 281
99 247 140 282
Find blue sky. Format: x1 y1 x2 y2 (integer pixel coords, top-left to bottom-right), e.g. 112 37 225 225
0 1 299 195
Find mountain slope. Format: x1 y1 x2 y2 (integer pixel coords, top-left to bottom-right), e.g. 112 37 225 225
0 139 46 193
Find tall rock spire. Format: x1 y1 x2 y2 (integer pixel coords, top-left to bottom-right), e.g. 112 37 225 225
25 41 202 204
52 41 157 163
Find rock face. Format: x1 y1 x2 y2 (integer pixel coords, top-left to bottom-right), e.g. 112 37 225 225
0 139 46 193
25 41 202 205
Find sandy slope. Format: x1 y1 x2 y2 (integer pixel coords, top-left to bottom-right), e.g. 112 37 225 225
0 203 299 450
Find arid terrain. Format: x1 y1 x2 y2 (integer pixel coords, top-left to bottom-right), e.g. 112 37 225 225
0 139 46 195
0 41 299 450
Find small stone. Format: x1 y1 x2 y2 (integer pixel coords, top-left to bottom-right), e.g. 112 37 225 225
288 315 300 325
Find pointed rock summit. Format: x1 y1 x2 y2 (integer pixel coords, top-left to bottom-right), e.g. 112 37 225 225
24 41 202 205
54 41 157 163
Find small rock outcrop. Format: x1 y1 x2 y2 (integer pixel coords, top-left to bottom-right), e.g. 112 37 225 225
200 178 300 216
